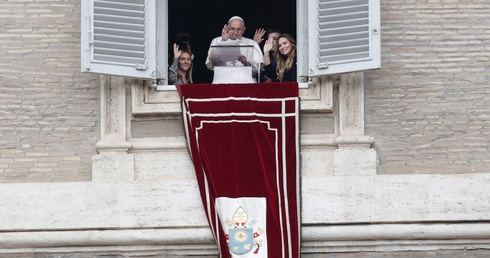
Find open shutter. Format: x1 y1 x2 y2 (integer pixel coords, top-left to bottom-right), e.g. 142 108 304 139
308 0 380 76
81 0 158 79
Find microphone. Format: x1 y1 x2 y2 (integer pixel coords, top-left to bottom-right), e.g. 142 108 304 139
229 36 237 40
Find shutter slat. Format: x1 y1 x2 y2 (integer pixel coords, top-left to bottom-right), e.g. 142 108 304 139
95 20 145 33
95 0 145 11
319 0 367 9
320 18 369 29
321 38 369 49
94 47 144 58
320 45 369 56
321 31 368 43
94 34 144 46
94 13 144 24
320 5 368 16
94 54 145 64
94 28 144 38
322 52 371 63
94 41 145 52
321 25 369 35
94 6 145 18
320 12 369 23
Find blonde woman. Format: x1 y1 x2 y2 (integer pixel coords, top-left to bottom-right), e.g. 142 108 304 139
168 43 193 85
273 34 297 82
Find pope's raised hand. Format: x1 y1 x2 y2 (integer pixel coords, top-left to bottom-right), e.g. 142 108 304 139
221 24 230 41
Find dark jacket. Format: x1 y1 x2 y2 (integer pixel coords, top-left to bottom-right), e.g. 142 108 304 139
263 56 296 82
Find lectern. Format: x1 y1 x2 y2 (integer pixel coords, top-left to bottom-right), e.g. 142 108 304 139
208 41 260 84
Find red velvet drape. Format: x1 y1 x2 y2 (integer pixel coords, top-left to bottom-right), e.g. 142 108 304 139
177 83 300 258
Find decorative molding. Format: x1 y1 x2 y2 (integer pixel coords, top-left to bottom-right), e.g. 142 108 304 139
96 76 132 153
335 135 375 148
301 223 490 253
1 173 489 254
131 80 182 115
133 78 334 116
338 72 365 136
298 77 334 111
1 223 490 255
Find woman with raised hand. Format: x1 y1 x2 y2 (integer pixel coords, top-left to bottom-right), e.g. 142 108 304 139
168 43 193 85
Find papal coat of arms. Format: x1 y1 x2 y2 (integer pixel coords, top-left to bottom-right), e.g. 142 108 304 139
225 206 264 255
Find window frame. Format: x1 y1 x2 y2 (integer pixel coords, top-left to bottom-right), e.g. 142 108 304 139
81 0 380 83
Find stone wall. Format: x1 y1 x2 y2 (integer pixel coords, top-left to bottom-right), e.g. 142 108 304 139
365 0 490 174
0 0 99 182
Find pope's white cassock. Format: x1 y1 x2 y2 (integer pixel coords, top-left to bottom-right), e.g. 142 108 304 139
206 37 264 83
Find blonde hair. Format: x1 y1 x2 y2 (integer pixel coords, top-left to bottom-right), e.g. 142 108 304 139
178 50 193 84
273 34 296 82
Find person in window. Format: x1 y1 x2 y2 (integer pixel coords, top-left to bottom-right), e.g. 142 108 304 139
168 43 193 85
205 16 264 81
263 33 297 82
254 28 281 82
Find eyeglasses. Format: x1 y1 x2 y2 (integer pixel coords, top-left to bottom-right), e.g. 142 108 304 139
228 27 243 32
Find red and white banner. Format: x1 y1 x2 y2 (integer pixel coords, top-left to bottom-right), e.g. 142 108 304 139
177 83 300 258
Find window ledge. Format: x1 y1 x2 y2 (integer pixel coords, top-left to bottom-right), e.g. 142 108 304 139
134 79 332 116
155 82 310 91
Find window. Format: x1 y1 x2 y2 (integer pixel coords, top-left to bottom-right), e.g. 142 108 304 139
81 0 380 82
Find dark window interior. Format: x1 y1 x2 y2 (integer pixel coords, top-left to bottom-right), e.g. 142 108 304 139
168 0 296 83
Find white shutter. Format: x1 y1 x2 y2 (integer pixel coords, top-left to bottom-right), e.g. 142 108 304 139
81 0 158 79
308 0 380 76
